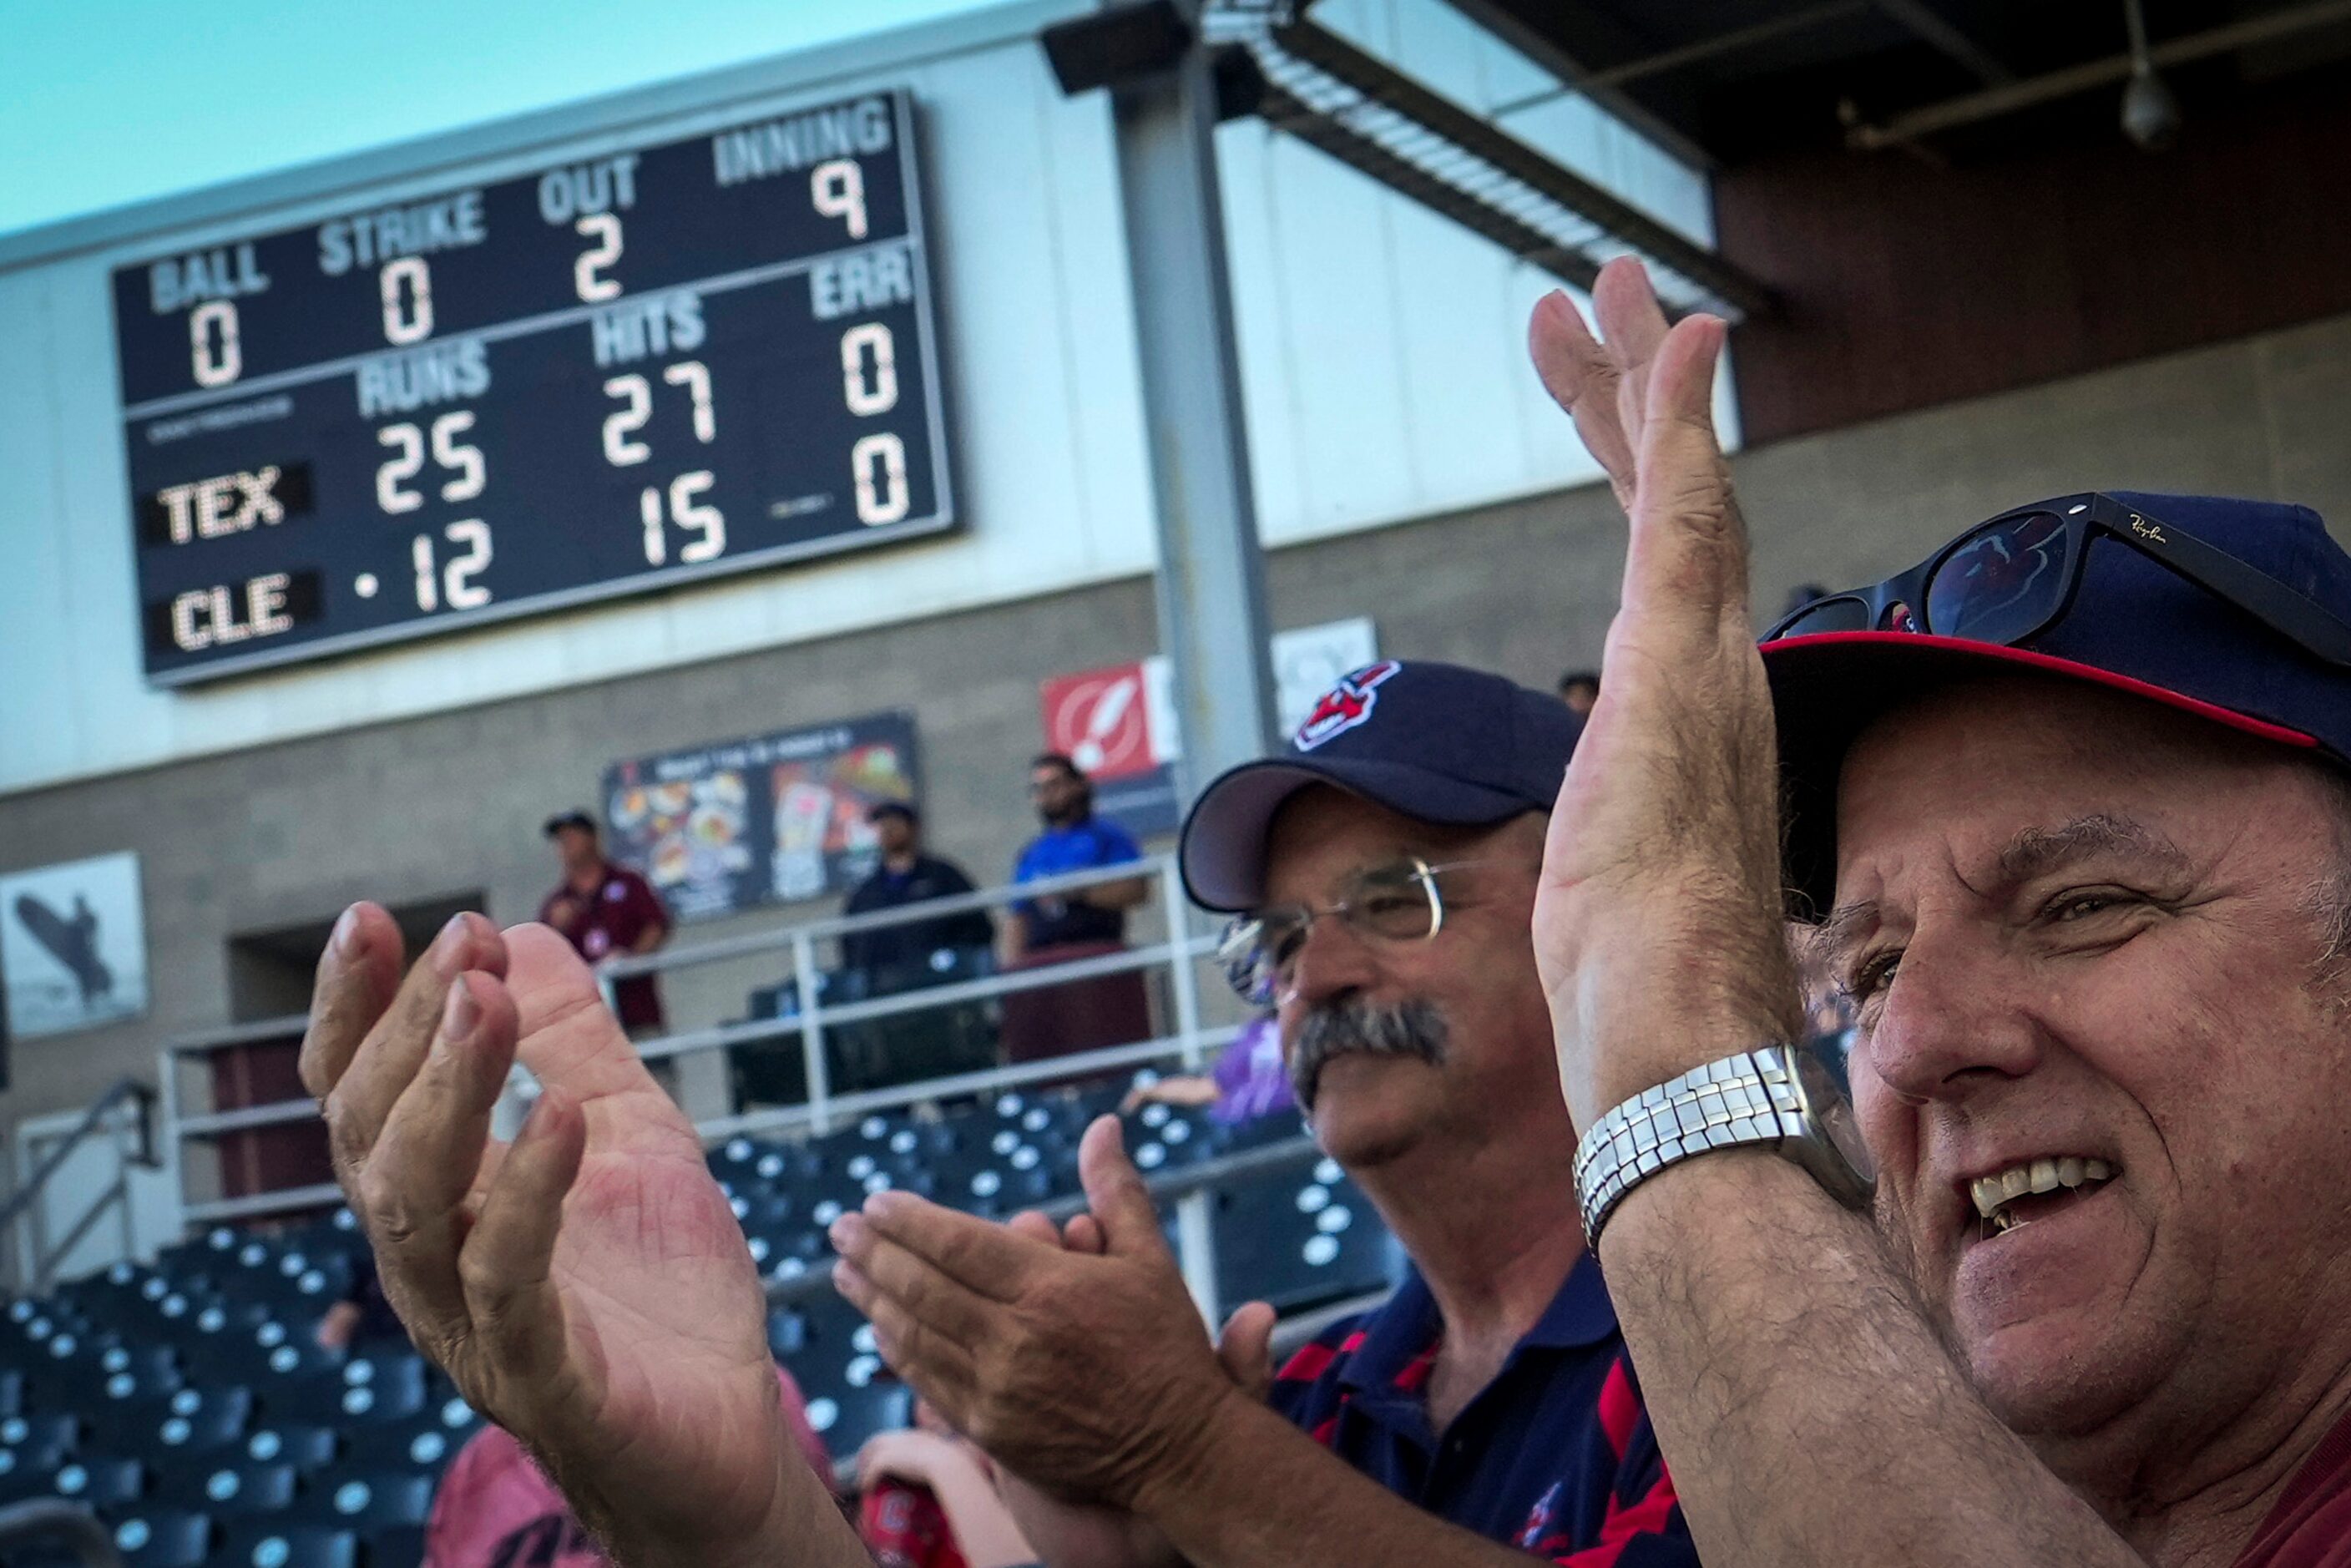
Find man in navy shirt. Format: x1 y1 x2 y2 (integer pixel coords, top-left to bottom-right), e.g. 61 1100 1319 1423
831 662 1696 1568
1003 752 1147 963
839 802 995 980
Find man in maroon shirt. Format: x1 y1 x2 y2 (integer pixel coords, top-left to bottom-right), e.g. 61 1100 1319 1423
538 809 670 1034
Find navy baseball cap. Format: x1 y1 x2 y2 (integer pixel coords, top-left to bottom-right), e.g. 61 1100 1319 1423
543 809 597 837
1764 491 2351 918
1179 660 1581 911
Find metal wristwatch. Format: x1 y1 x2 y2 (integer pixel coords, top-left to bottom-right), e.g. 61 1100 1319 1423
1572 1045 1876 1248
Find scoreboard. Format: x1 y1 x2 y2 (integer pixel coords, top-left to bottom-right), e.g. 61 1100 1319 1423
112 89 954 685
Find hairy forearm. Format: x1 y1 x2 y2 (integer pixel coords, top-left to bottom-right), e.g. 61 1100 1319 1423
1598 1150 2138 1568
581 1444 867 1568
1139 1393 1533 1568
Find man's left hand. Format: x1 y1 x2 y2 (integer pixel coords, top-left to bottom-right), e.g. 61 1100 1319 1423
830 1117 1237 1511
1526 261 1802 1128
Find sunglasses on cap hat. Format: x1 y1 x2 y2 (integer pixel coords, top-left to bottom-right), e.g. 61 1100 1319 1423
1763 493 2351 663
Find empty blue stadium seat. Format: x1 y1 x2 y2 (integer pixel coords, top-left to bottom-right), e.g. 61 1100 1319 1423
1211 1159 1400 1315
109 1505 215 1568
240 1422 341 1470
51 1451 147 1507
168 1459 297 1520
211 1521 358 1568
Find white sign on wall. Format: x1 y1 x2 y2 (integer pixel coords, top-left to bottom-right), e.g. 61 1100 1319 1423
0 852 149 1039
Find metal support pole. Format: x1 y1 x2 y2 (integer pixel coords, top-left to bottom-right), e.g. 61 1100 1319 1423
1175 1186 1221 1324
1162 860 1207 1072
1110 5 1282 800
156 1047 185 1245
791 932 834 1135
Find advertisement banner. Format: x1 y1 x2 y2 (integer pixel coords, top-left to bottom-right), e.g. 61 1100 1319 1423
603 712 921 923
1037 618 1380 840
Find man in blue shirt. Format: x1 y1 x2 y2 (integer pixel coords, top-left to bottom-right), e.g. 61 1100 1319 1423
1004 752 1147 963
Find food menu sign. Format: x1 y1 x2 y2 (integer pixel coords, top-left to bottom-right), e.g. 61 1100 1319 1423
601 711 919 921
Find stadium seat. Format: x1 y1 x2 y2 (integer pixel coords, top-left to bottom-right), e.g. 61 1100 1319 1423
302 1468 434 1530
0 1411 82 1470
775 1293 909 1460
364 1523 427 1568
50 1452 148 1507
241 1422 343 1470
1211 1160 1400 1316
108 1505 215 1568
211 1521 359 1568
338 1414 455 1475
166 1459 298 1520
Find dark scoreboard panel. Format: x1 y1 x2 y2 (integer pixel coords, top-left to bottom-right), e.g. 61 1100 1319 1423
112 89 953 685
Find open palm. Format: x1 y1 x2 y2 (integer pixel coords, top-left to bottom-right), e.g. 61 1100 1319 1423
301 908 861 1568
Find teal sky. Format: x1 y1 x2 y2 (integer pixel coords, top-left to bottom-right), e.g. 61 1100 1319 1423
0 0 996 237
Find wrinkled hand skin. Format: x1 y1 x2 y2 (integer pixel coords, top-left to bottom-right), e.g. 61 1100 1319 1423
1525 260 1802 1128
831 1116 1272 1518
299 906 853 1568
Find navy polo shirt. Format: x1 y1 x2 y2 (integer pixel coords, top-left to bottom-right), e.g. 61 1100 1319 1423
1268 1253 1694 1565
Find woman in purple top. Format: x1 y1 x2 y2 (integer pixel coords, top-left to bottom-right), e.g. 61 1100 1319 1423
1122 1014 1295 1126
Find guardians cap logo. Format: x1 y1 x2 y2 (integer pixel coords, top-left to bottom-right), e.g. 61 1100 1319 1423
1294 661 1402 751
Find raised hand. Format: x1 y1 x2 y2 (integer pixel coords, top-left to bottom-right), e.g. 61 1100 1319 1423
1524 262 1800 1129
829 1117 1236 1511
299 904 862 1568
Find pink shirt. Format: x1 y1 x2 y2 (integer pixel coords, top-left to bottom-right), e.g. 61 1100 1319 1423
2236 1409 2351 1567
421 1369 835 1568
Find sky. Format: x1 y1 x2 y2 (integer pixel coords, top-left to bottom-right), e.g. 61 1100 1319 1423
0 0 998 237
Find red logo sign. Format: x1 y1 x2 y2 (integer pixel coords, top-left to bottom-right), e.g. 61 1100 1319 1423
1041 664 1157 781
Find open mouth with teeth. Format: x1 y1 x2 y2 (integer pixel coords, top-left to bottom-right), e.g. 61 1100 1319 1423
1969 1156 2118 1234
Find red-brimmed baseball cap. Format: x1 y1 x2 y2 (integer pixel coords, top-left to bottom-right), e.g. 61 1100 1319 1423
1762 492 2351 919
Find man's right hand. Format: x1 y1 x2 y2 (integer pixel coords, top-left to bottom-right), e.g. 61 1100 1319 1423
299 903 863 1568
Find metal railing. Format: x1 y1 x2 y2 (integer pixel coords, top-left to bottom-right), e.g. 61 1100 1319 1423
159 856 1242 1224
2 1078 159 1294
144 857 1392 1410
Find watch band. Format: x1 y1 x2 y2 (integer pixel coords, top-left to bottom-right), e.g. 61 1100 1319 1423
1572 1047 1810 1249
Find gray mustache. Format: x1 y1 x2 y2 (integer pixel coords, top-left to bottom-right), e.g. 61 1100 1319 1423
1288 998 1449 1112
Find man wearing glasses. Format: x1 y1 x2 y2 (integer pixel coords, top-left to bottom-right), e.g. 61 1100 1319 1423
295 655 1697 1568
827 660 1698 1567
1519 259 2351 1565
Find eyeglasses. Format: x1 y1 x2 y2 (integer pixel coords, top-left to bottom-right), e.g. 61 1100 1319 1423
1762 493 2351 665
1216 857 1493 1006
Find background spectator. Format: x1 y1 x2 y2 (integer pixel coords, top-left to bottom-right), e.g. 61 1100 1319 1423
856 1400 1036 1568
1001 754 1145 964
1556 668 1600 716
998 755 1152 1067
839 802 994 982
422 1366 837 1568
538 808 671 1035
1122 1013 1294 1127
311 1252 407 1353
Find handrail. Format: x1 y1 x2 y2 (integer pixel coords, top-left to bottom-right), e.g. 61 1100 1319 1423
160 852 1241 1229
698 1024 1240 1141
0 1078 155 1237
0 1500 122 1567
598 856 1174 982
